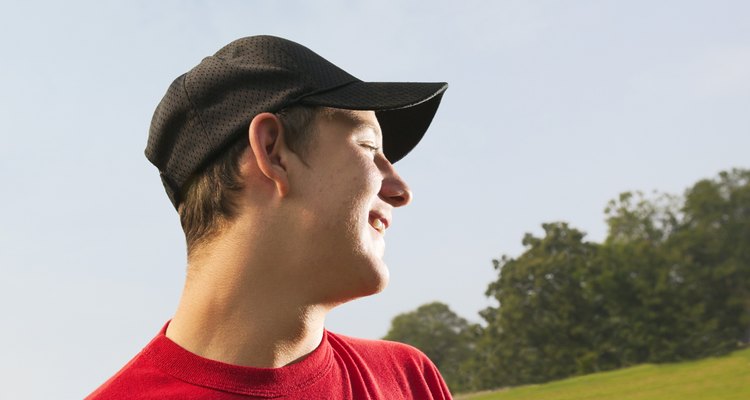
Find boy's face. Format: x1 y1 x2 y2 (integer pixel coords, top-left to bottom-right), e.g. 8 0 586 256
288 109 412 304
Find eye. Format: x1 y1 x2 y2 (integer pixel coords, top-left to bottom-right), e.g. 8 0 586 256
361 143 381 153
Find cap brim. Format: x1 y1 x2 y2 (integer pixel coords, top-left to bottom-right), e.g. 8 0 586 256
299 81 448 163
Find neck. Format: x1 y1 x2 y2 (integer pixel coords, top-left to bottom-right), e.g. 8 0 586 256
166 218 329 368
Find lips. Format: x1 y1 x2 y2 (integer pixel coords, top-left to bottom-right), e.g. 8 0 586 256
369 211 390 235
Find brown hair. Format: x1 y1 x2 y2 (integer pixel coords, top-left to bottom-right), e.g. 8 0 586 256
177 106 320 258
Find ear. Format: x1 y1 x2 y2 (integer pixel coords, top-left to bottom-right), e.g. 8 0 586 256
248 113 290 197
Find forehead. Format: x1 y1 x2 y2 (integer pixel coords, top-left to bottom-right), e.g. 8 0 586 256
318 108 382 139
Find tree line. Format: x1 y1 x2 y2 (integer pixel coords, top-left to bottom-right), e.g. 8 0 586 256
383 168 750 393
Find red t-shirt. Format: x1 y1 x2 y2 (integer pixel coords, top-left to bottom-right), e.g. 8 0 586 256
87 322 452 399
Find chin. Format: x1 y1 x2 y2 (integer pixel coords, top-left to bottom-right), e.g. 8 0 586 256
347 258 391 299
361 263 390 296
351 260 390 298
315 255 390 307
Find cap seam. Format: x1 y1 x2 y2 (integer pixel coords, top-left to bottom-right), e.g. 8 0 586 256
291 79 361 106
274 41 361 108
275 43 308 90
181 71 212 161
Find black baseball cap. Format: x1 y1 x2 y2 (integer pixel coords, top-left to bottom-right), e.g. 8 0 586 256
146 35 448 209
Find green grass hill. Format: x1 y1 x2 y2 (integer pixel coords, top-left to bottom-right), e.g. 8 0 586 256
457 347 750 400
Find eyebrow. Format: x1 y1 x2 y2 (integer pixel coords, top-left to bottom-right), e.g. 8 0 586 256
356 120 383 144
329 110 383 139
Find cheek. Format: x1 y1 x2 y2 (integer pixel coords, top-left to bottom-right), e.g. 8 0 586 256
338 156 381 204
305 154 382 232
357 156 383 196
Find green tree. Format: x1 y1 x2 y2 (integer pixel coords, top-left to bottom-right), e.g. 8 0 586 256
478 223 599 387
595 190 688 364
383 302 481 393
667 169 750 355
475 170 750 389
603 191 680 244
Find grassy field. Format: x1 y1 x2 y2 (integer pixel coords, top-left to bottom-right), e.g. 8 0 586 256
456 347 750 400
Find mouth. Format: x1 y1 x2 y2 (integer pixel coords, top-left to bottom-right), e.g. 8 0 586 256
369 212 389 235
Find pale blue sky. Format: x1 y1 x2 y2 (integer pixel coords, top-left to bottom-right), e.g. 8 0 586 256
1 1 748 398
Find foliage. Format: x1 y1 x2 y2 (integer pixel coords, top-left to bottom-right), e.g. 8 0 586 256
477 168 750 390
383 302 482 392
478 223 600 386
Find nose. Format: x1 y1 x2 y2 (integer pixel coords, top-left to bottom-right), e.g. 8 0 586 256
378 158 412 207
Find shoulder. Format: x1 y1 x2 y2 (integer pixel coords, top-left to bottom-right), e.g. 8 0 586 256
86 349 217 400
85 352 160 399
326 331 434 370
86 326 194 400
325 331 453 398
